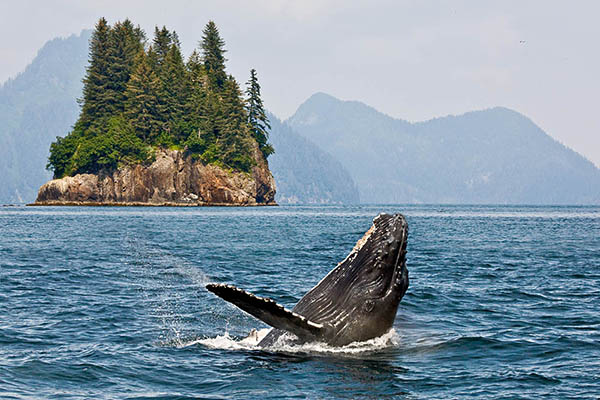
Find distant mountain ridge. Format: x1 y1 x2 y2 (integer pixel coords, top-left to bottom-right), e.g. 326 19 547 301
268 113 359 204
0 31 91 203
288 92 600 204
2 32 599 205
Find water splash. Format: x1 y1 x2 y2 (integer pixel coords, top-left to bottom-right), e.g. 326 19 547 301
124 235 213 346
194 328 399 354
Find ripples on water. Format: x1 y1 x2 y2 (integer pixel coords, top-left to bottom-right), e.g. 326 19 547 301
1 205 599 398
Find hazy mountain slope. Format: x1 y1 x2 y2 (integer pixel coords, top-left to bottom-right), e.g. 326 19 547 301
0 31 90 203
288 92 600 204
268 114 359 204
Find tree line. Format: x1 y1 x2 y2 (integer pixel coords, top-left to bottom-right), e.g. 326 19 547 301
48 18 272 178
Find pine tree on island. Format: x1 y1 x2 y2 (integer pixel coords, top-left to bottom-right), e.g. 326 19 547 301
47 18 273 179
201 21 227 91
78 17 111 129
124 50 162 142
245 69 274 158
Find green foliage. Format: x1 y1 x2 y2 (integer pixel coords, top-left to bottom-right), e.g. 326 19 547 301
105 20 145 114
200 142 220 164
184 130 206 153
47 18 272 177
201 21 227 90
124 50 162 142
155 131 174 148
48 116 151 178
71 116 152 175
159 44 189 142
47 131 82 179
152 26 173 69
245 69 273 158
229 153 255 172
78 18 111 129
261 143 275 157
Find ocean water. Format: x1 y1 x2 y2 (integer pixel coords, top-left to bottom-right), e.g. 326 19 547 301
1 204 599 399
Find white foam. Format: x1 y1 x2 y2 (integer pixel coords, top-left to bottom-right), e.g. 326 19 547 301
191 328 271 350
193 328 399 354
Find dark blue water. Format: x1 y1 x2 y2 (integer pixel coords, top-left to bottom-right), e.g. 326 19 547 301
1 205 599 399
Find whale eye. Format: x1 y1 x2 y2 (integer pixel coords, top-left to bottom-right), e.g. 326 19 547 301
364 300 375 313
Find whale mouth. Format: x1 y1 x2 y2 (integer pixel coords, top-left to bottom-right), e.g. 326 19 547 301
344 213 408 300
364 213 408 300
385 217 408 299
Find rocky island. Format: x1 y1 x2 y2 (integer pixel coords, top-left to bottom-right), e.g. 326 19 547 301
34 147 275 206
32 19 276 206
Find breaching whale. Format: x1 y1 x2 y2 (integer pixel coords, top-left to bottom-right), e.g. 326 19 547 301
206 213 409 347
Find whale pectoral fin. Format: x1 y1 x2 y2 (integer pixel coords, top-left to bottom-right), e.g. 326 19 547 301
206 283 324 341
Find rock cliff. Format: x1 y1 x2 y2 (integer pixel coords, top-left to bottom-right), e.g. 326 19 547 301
33 147 276 206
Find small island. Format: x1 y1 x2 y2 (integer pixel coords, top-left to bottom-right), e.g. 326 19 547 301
33 18 276 206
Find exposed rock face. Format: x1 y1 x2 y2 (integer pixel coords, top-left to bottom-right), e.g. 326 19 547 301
34 148 276 206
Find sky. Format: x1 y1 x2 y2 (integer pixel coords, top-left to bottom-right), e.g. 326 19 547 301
1 0 599 167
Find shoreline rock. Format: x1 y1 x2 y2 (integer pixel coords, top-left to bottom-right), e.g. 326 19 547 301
28 201 276 207
32 147 277 206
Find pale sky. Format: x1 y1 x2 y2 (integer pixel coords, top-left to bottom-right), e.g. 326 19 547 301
1 0 599 167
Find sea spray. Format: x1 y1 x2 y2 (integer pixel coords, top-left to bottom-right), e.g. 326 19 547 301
196 329 399 355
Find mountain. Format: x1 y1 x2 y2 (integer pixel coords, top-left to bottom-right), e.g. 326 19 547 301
268 114 359 204
0 31 91 203
288 93 600 204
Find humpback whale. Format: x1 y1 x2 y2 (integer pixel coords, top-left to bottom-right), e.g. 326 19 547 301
206 213 409 347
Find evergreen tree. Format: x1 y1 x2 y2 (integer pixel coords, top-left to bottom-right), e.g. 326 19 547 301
187 50 201 76
152 26 173 70
245 69 273 157
171 31 181 48
200 21 227 90
124 51 162 142
128 20 147 47
190 89 218 154
186 50 206 89
160 44 189 143
185 49 208 125
182 50 212 153
146 44 159 71
119 20 146 71
78 17 112 129
105 20 145 114
218 76 254 170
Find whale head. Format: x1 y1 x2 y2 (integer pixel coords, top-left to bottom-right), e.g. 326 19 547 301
347 213 408 300
291 213 409 346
